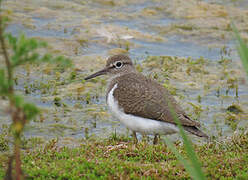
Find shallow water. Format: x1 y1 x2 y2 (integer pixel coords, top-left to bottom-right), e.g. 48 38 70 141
1 0 248 145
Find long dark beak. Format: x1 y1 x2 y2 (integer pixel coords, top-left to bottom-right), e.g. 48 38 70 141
84 67 108 80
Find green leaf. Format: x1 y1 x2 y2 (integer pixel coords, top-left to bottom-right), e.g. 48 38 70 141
11 95 24 108
41 54 72 68
6 33 17 51
164 137 197 177
232 24 248 76
23 103 39 120
53 56 72 67
6 33 72 68
165 101 206 180
9 95 39 121
0 69 9 95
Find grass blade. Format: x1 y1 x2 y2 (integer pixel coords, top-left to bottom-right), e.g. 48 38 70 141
165 102 206 180
232 24 248 76
164 137 202 180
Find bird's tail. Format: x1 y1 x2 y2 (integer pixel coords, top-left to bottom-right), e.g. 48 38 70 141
183 126 209 139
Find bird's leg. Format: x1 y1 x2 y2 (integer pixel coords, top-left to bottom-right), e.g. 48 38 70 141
153 134 160 145
132 131 138 144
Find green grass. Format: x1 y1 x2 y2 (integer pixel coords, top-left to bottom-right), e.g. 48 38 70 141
0 133 248 179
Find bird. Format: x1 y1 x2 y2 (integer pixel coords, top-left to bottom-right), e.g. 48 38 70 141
84 54 208 144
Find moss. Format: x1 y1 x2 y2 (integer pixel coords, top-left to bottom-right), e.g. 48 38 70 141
0 135 8 152
173 24 196 31
108 48 129 56
0 133 247 179
225 112 239 130
93 0 116 6
76 38 88 47
22 137 45 149
227 104 243 114
53 97 62 107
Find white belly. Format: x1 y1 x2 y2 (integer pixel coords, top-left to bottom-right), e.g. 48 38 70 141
107 84 179 135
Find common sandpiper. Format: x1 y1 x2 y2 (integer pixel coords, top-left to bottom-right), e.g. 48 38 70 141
85 54 208 144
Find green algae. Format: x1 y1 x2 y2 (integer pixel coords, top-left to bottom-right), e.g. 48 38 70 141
227 104 243 114
2 53 248 143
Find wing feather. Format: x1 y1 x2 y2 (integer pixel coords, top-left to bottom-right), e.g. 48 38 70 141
109 73 200 127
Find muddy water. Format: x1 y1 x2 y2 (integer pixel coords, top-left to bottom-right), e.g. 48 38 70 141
1 0 248 145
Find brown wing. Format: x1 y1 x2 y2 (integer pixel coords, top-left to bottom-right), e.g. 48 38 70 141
110 73 200 127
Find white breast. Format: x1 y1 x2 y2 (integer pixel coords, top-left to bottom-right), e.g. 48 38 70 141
107 84 179 135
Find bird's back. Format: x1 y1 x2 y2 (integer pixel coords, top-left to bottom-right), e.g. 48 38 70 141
107 72 200 127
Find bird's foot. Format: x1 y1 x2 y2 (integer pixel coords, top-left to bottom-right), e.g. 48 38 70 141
153 134 160 145
132 131 138 144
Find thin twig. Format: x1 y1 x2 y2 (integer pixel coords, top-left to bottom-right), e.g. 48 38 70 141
0 0 12 92
0 2 22 180
4 155 13 180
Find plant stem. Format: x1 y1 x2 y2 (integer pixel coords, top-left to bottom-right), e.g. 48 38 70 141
14 138 21 180
0 3 22 179
0 11 13 93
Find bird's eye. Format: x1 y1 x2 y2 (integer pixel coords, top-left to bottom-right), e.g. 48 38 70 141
114 61 123 68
